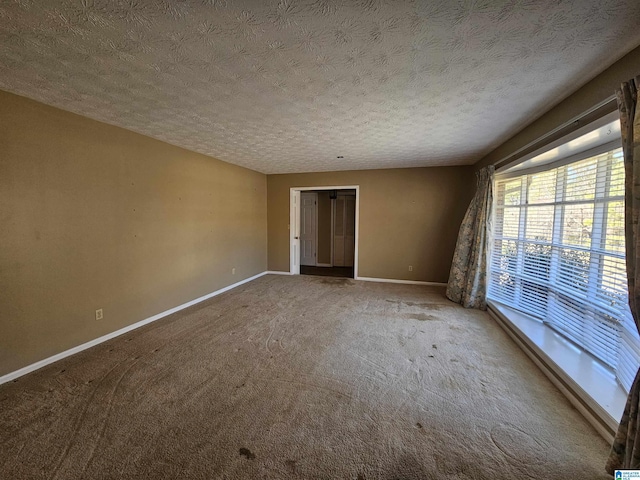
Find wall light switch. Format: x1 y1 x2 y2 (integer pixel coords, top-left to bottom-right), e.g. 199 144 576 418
232 268 236 275
409 266 413 271
95 308 103 320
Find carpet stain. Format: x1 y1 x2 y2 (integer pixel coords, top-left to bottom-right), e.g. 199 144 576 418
320 278 353 286
386 300 443 310
239 447 255 460
409 302 443 310
404 313 438 321
416 422 423 429
285 459 296 472
357 474 365 480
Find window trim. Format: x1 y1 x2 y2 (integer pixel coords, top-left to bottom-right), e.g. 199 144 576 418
496 138 621 180
495 106 619 173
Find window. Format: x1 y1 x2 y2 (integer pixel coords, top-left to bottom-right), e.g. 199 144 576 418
489 147 640 392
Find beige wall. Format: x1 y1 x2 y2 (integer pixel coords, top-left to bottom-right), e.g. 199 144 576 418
475 45 640 171
267 168 474 282
0 90 267 376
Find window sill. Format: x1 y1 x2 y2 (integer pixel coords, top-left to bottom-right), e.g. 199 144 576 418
487 300 627 442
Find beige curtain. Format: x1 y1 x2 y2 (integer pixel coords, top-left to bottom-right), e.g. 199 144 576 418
446 165 494 310
607 76 640 474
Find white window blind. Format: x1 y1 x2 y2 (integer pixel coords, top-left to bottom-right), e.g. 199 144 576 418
489 147 640 392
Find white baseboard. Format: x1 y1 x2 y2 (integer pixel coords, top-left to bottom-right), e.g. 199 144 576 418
266 270 292 275
356 276 447 287
0 271 268 386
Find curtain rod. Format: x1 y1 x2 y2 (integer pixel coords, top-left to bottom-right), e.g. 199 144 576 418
494 95 618 171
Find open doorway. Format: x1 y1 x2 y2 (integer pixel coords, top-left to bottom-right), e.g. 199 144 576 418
290 186 359 279
300 189 355 278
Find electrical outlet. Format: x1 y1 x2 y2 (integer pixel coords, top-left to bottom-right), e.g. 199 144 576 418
409 266 413 272
95 308 103 320
232 268 236 275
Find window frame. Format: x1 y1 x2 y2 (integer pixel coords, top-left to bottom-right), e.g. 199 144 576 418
488 138 640 391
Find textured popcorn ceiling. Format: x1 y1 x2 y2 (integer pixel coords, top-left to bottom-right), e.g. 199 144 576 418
1 1 639 174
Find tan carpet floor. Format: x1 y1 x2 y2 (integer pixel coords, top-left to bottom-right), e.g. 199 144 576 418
0 274 610 479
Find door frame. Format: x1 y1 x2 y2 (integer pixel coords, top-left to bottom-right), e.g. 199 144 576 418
290 185 359 278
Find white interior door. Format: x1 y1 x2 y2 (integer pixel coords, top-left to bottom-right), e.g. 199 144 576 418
290 190 301 274
333 193 355 267
345 195 356 267
300 192 317 266
333 195 345 266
